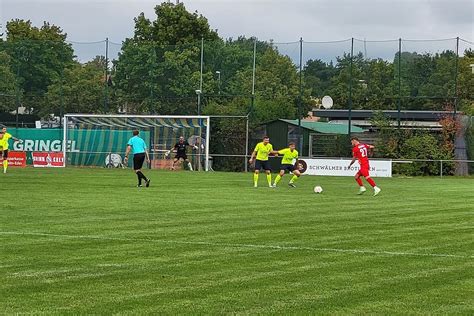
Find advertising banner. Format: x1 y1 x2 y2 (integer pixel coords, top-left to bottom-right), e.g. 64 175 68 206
299 158 392 177
9 128 149 167
32 152 65 168
0 151 27 167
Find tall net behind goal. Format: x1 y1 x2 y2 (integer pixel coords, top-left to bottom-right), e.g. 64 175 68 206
63 114 210 171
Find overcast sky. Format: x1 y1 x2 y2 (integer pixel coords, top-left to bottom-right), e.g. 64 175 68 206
1 0 473 61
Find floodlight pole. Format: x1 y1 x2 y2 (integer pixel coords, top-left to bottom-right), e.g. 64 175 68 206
15 63 20 129
251 38 257 113
348 38 354 137
59 69 64 127
453 36 460 117
200 38 204 93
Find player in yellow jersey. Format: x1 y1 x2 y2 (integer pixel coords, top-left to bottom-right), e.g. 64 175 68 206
249 136 274 188
272 142 302 188
0 127 23 174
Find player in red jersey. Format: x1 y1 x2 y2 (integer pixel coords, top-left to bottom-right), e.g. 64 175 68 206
348 137 381 196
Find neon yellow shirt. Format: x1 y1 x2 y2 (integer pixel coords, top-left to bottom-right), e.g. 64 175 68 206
0 133 11 150
0 138 7 151
254 142 273 161
278 148 298 165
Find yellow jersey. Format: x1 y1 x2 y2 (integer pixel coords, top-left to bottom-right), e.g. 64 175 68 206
254 142 273 161
278 148 299 165
1 132 12 150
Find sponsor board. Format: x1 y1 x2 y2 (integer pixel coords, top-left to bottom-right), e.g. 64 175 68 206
0 151 27 167
32 152 65 168
299 158 392 177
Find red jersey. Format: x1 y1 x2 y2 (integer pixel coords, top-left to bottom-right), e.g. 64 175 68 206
352 143 370 167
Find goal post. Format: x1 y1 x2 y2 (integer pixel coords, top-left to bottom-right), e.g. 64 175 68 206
62 114 211 171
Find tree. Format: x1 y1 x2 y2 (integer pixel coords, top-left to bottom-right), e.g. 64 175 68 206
303 59 338 98
0 51 21 112
45 59 106 115
1 19 74 115
114 2 219 114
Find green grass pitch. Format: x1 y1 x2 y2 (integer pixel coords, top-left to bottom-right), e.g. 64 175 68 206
1 168 473 314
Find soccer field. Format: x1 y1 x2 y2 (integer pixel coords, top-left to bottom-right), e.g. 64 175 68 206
1 168 473 314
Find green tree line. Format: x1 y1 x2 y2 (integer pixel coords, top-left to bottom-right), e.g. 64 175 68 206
0 2 472 121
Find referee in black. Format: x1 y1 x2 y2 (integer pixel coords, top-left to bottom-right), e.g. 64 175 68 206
124 130 151 187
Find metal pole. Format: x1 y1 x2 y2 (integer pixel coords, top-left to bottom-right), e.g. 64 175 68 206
348 37 354 137
453 36 460 116
440 160 443 178
200 37 204 92
197 93 201 116
104 37 109 113
16 63 20 129
205 116 210 171
62 115 68 166
245 114 249 172
250 39 257 115
397 38 402 129
216 71 221 95
298 37 303 153
59 69 64 127
252 39 257 96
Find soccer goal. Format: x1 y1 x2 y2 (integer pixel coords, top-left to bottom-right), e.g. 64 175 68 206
62 114 211 171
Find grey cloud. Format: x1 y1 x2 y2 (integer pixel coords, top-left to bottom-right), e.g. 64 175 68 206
2 0 472 62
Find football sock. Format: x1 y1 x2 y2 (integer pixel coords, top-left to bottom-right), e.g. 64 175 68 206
366 177 376 187
188 162 193 171
289 174 299 183
136 173 142 185
3 160 7 173
266 174 272 186
138 171 148 181
253 173 259 186
355 177 363 186
274 174 282 185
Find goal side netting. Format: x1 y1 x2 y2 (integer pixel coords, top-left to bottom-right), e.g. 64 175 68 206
62 114 210 171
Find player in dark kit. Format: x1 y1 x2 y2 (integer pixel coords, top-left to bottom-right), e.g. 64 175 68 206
348 137 381 196
124 130 151 188
166 136 197 171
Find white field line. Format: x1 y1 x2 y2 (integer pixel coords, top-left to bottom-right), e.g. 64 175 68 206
0 231 472 259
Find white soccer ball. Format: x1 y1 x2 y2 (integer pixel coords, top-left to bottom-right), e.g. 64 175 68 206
314 186 323 194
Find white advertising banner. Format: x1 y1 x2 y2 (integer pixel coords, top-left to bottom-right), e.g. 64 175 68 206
299 158 392 177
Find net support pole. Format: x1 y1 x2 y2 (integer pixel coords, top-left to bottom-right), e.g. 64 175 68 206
104 37 109 113
397 38 402 129
298 37 303 153
62 115 68 166
205 116 210 171
348 37 354 137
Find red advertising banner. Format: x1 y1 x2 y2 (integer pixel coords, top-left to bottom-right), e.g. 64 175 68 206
0 151 27 167
32 152 65 168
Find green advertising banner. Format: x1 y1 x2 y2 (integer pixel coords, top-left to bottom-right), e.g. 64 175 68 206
9 128 150 167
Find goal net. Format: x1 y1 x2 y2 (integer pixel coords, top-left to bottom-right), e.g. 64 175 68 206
62 114 210 171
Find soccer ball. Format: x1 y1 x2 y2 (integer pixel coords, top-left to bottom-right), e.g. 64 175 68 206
314 186 323 194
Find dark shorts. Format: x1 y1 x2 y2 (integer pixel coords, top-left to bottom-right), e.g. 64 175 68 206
281 164 295 173
133 153 146 170
255 159 271 171
175 153 188 160
2 150 8 159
